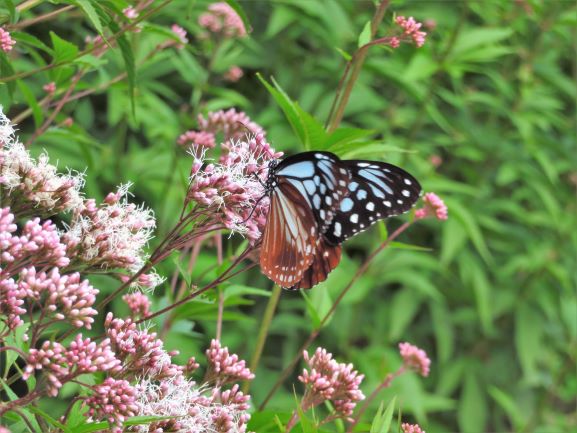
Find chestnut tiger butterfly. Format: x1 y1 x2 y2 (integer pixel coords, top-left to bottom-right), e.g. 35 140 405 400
259 151 421 290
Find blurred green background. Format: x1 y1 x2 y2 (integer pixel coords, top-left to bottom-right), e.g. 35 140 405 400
1 0 575 432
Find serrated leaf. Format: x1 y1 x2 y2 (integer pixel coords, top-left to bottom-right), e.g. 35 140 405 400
358 20 372 47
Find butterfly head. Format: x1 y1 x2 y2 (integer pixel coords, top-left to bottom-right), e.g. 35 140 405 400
264 159 280 194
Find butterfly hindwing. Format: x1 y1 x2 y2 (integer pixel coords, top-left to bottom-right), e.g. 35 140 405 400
273 151 350 232
288 237 342 290
260 178 318 288
323 160 422 245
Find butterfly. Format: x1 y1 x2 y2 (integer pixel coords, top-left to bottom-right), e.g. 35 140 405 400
259 151 421 290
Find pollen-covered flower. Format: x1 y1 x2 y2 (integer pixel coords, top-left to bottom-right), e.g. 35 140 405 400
395 16 427 47
402 422 426 433
0 28 16 52
85 378 139 432
399 342 431 377
298 347 365 422
198 2 247 38
23 335 121 396
187 132 281 243
0 109 85 218
224 66 244 82
105 313 182 380
62 183 156 274
205 339 255 385
415 192 448 221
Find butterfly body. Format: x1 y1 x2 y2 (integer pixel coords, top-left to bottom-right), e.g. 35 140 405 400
260 151 421 290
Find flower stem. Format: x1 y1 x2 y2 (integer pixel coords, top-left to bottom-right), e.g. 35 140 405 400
242 284 282 393
327 0 390 132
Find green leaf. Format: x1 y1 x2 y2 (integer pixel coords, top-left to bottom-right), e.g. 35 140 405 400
50 31 79 64
223 284 271 300
515 302 542 383
322 127 374 150
28 406 71 433
17 81 43 127
75 0 105 37
358 20 372 47
458 373 488 433
488 386 526 431
335 46 352 61
11 31 53 54
370 396 396 433
107 20 136 116
302 291 322 329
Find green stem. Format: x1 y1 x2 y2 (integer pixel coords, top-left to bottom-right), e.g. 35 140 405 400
242 284 282 394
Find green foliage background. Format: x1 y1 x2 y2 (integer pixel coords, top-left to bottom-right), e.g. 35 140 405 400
1 0 575 432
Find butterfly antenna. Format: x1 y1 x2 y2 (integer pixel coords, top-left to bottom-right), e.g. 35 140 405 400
241 192 267 224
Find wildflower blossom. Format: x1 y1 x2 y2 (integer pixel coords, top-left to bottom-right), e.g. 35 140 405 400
134 376 253 433
198 2 247 38
187 132 281 242
171 24 188 48
178 130 216 152
402 422 426 433
85 378 139 432
0 28 15 52
105 313 182 380
23 335 121 396
123 6 138 19
0 109 85 218
415 192 448 221
395 16 427 47
62 183 156 275
43 82 56 95
122 291 151 318
224 66 244 82
298 347 365 422
205 339 255 385
399 342 431 377
197 108 265 141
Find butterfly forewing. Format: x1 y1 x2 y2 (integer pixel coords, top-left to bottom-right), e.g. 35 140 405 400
323 160 422 245
260 179 318 288
273 151 350 232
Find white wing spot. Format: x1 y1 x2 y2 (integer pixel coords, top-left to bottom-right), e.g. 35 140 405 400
334 222 342 237
320 209 326 219
320 184 327 194
313 194 321 209
404 178 412 185
397 199 403 204
339 168 348 175
348 182 359 192
357 162 370 167
350 213 359 223
325 196 332 205
323 251 329 257
313 175 321 186
384 201 391 207
366 202 375 211
402 190 410 197
356 189 367 200
340 197 354 212
339 180 347 187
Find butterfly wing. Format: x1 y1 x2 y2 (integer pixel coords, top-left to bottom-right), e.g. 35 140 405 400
288 237 342 290
273 151 350 232
323 160 422 245
260 178 318 288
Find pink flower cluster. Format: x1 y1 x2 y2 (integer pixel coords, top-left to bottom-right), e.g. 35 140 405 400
0 108 84 218
122 291 151 318
399 342 431 377
395 16 427 48
184 111 282 242
85 378 139 433
105 313 182 380
224 65 244 82
197 108 265 141
62 184 157 276
198 2 247 38
415 192 448 221
299 347 365 421
0 27 15 52
23 335 121 396
43 82 56 95
206 339 255 385
177 130 216 151
171 24 188 48
402 422 426 433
